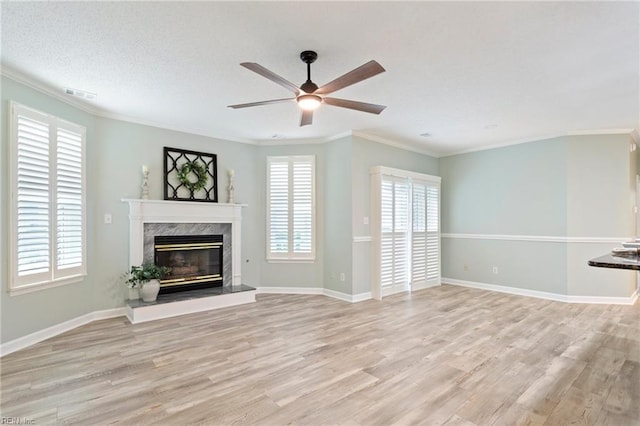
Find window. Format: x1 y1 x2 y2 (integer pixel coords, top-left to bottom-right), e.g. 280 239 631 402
267 155 315 261
372 166 440 298
9 101 86 294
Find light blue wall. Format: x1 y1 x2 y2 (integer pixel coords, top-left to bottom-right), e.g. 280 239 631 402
439 134 636 297
1 77 97 342
440 138 567 236
323 136 353 293
255 143 326 289
565 134 636 297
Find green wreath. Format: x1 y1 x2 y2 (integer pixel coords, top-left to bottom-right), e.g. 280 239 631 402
177 160 208 192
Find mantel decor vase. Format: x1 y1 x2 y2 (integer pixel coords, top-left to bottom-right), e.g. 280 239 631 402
140 279 161 302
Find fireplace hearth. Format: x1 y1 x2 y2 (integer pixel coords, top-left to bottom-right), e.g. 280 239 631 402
154 234 223 294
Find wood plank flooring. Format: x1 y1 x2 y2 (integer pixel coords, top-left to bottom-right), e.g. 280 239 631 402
1 284 639 425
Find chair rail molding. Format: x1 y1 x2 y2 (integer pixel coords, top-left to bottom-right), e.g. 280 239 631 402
441 233 627 244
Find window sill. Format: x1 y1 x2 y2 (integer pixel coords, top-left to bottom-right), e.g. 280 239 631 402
8 274 86 296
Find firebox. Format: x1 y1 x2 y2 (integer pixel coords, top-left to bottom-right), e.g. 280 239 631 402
154 234 223 294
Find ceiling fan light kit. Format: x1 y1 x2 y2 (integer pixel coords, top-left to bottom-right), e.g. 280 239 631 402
228 50 386 126
297 94 322 111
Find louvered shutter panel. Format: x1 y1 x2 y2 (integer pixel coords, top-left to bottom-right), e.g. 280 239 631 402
380 176 410 293
292 160 313 255
411 179 440 288
380 179 394 289
425 185 440 282
411 182 427 285
268 159 289 255
56 126 84 273
393 180 409 287
16 112 51 281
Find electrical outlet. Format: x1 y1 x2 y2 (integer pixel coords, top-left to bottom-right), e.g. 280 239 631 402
340 272 345 282
492 266 499 274
104 213 112 224
363 216 369 225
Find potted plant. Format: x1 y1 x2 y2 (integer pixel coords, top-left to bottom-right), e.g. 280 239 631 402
125 263 171 302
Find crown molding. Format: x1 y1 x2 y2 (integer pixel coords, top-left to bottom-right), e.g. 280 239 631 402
97 109 258 146
442 129 637 158
566 128 635 136
351 130 440 158
439 133 567 157
4 69 636 156
1 66 100 116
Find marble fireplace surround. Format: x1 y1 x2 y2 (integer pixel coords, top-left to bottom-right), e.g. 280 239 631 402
122 200 255 324
123 199 246 286
143 223 232 287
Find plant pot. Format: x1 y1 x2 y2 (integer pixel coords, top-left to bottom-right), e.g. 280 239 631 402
140 279 160 302
128 287 140 301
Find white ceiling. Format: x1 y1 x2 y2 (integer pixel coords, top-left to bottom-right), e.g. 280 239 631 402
2 1 638 157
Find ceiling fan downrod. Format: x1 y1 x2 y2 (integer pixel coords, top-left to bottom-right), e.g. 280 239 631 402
300 50 319 94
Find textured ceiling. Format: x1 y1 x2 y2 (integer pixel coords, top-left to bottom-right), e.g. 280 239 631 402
1 1 638 156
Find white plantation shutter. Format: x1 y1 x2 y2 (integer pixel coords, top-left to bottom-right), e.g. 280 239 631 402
425 185 440 283
393 180 409 289
411 183 427 285
268 159 289 254
10 102 86 292
380 180 394 288
411 180 440 288
56 126 84 273
292 161 313 254
267 156 315 260
16 112 51 280
380 176 410 294
372 166 440 298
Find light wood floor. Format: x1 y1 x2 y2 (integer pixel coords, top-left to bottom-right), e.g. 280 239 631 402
1 285 639 425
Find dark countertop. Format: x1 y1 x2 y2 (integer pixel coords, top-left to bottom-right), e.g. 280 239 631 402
588 253 640 271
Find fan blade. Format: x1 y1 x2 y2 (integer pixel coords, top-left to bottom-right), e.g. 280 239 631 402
228 98 294 109
300 109 313 126
241 63 300 95
315 60 385 95
323 97 386 114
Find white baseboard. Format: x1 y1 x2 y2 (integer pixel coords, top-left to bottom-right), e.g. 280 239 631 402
323 288 372 303
442 277 639 305
0 308 125 357
257 287 372 303
257 286 324 295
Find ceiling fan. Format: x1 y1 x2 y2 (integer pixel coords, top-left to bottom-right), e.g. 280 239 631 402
228 50 386 127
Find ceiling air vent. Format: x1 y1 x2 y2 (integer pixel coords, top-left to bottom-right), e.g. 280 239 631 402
64 87 97 100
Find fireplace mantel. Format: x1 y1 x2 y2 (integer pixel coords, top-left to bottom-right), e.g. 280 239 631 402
122 199 247 286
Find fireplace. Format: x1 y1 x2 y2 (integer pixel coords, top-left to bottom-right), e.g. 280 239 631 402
154 234 223 294
124 200 254 323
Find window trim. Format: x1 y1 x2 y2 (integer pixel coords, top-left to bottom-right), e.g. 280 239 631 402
8 101 87 295
266 155 316 262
